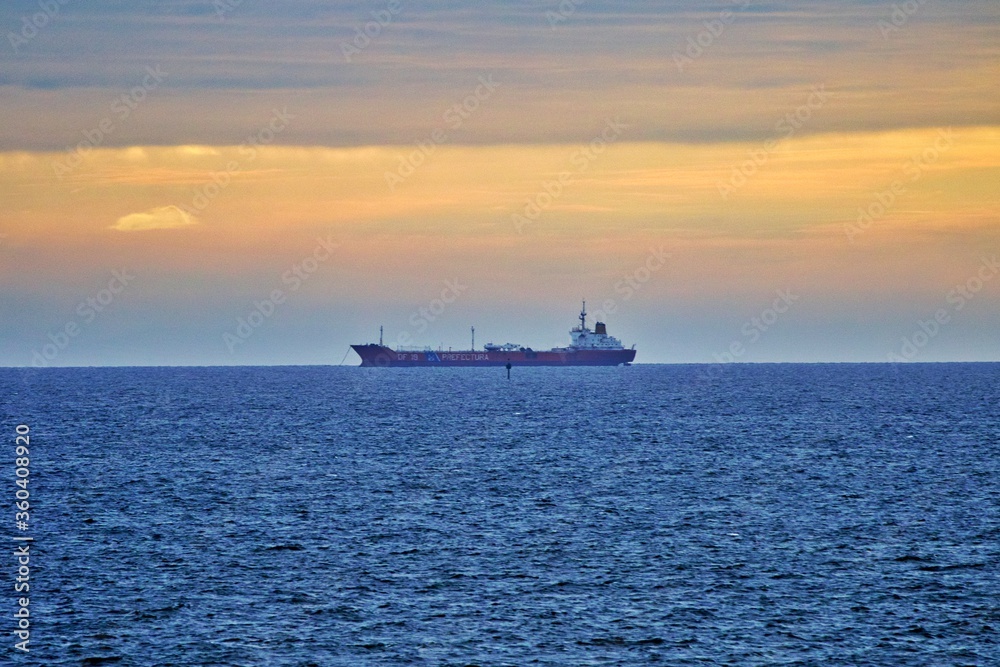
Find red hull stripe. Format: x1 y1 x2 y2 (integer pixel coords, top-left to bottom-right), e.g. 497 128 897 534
350 345 635 367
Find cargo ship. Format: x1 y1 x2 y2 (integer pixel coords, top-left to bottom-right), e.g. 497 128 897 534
352 302 636 367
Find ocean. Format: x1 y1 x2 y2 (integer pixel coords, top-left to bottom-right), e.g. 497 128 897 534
2 364 998 666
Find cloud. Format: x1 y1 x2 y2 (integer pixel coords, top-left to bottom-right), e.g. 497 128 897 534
1 2 997 151
112 205 198 232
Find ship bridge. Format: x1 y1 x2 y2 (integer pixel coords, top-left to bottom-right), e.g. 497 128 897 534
568 301 626 350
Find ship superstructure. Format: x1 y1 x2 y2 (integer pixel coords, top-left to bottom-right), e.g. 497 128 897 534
567 301 625 350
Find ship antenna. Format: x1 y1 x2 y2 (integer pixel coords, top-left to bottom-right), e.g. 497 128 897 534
379 325 383 347
580 300 587 330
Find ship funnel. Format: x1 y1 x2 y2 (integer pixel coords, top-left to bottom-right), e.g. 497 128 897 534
595 322 607 335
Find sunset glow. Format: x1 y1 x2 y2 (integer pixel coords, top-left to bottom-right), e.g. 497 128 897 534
2 1 998 365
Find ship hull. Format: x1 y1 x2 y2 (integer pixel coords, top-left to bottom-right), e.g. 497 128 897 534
351 344 635 367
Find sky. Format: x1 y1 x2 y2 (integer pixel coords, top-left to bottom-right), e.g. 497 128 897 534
1 0 998 365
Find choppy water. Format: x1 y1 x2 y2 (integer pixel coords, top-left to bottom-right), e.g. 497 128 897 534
3 364 998 665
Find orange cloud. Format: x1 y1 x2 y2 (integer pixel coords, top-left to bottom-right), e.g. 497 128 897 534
112 205 198 232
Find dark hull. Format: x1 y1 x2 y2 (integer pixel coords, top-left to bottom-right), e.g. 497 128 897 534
351 344 635 367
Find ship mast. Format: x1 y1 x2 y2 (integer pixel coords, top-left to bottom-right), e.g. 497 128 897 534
379 325 383 346
471 326 475 351
579 300 587 330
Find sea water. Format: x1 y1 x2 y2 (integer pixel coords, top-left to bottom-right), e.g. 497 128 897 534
2 364 997 665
